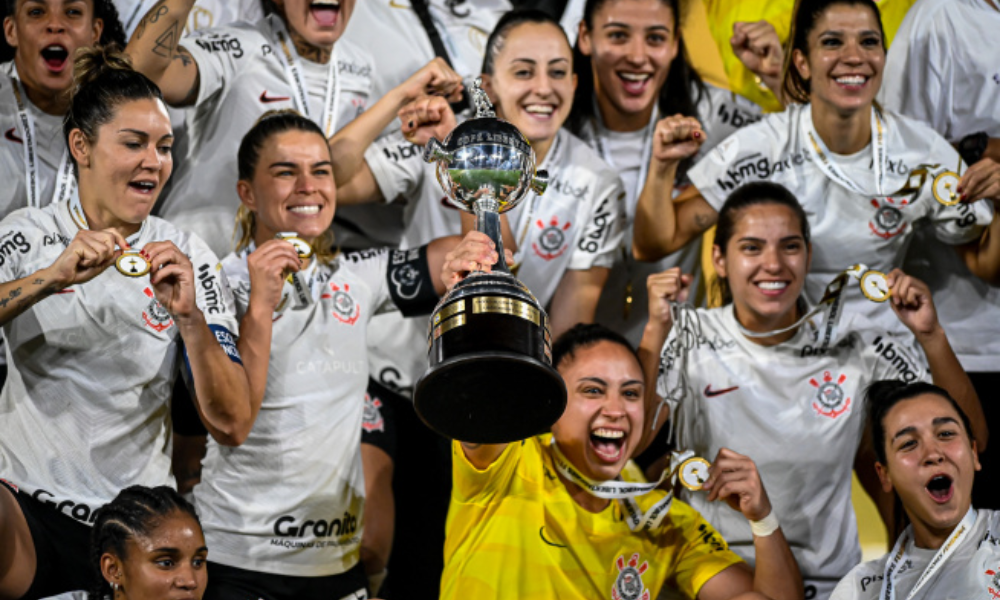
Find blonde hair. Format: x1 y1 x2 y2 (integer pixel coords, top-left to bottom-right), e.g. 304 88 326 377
233 109 338 265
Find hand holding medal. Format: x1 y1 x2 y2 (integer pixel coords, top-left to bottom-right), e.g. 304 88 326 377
275 232 314 310
143 241 199 321
48 228 130 288
701 447 774 524
247 235 304 314
884 269 942 340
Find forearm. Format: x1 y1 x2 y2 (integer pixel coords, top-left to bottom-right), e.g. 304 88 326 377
633 165 680 261
0 268 65 326
963 215 1000 284
919 327 987 449
751 527 804 600
427 235 462 296
234 302 274 425
126 0 194 78
548 268 607 338
985 138 1000 163
177 312 252 446
330 87 418 190
636 322 670 454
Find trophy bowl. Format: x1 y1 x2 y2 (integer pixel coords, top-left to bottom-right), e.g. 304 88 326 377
412 80 567 444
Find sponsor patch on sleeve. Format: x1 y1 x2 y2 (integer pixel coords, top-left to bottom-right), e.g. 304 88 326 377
387 245 438 316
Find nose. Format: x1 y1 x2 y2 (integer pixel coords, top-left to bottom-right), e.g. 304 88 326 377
44 11 68 33
140 145 166 171
296 173 318 194
602 392 628 418
761 245 782 272
534 72 554 98
840 39 864 64
625 37 646 66
921 439 946 465
174 565 198 590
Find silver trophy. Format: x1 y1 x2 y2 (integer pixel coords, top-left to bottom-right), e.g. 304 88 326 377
413 79 567 443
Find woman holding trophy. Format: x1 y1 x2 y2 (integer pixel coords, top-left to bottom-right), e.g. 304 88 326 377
631 0 1000 335
639 182 985 599
0 46 249 600
189 109 484 600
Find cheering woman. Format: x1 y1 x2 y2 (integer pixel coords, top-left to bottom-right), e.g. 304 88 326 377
0 46 249 600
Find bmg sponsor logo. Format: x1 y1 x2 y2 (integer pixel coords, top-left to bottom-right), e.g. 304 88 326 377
198 263 222 314
0 231 31 267
872 336 920 383
715 152 810 192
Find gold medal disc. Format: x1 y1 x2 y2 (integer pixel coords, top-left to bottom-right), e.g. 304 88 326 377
276 232 313 259
932 171 962 207
860 270 892 303
115 249 151 278
678 457 711 491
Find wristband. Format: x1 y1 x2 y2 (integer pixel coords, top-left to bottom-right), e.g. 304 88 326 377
749 511 780 537
957 131 988 166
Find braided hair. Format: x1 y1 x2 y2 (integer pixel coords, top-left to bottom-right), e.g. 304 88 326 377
1 0 126 63
88 485 201 600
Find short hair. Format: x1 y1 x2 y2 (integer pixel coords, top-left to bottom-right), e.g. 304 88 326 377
865 380 974 465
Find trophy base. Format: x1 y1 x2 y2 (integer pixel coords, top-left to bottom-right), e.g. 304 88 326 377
414 351 567 444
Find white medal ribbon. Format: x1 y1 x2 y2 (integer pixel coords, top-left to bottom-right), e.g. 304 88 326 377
591 103 658 207
548 438 695 532
802 103 888 197
510 133 562 270
880 507 976 600
8 69 76 209
269 15 341 137
67 191 147 248
244 240 320 312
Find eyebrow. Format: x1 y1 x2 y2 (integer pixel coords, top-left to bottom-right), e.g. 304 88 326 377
119 129 174 141
511 58 569 65
622 379 644 388
579 377 607 385
602 21 670 33
268 161 333 169
736 235 804 243
818 29 882 37
891 417 961 442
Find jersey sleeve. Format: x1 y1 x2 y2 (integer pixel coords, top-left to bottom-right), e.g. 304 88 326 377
342 249 396 315
663 500 745 598
697 85 764 156
0 209 44 283
861 328 930 385
568 177 626 271
829 559 883 600
181 24 259 108
364 133 429 204
451 439 525 504
919 136 994 245
186 233 240 336
688 117 782 211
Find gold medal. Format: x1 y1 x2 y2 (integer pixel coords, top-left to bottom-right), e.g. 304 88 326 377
678 457 711 491
860 269 892 303
276 232 313 259
932 171 962 206
115 249 150 278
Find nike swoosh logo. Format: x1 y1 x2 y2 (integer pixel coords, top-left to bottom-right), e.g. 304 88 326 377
704 385 739 397
259 91 291 104
539 526 567 548
5 128 23 144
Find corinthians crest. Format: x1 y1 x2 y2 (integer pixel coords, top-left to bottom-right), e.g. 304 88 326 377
612 554 651 600
809 371 851 419
141 287 173 333
532 216 571 261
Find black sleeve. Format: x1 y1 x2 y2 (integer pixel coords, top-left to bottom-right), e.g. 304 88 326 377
386 245 440 317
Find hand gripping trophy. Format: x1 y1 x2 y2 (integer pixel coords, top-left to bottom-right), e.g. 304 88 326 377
414 79 567 443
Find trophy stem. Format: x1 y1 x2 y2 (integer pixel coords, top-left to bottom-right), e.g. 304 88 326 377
473 197 510 275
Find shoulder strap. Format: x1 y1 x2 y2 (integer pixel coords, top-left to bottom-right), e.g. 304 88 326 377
408 0 470 112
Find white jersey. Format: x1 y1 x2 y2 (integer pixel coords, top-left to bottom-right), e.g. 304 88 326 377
579 83 763 346
878 0 1000 373
657 305 929 599
0 200 238 525
115 0 265 38
362 127 627 394
196 247 426 576
158 15 374 258
689 103 995 333
831 509 1000 600
340 0 510 107
0 62 71 218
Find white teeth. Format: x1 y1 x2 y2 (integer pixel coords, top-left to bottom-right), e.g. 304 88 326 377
132 181 155 190
45 45 65 52
289 205 320 214
592 428 624 439
756 281 787 290
524 105 554 115
312 0 340 6
619 72 650 82
836 76 866 85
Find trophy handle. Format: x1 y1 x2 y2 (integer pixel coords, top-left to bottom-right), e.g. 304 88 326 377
423 137 453 164
473 197 511 275
530 169 549 195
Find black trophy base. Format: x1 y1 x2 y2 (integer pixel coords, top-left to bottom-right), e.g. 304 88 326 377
414 351 567 444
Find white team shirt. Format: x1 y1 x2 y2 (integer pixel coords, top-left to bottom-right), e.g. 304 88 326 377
158 15 374 258
195 248 404 576
0 200 238 525
657 305 930 599
362 127 627 394
340 0 510 106
831 509 1000 600
580 83 763 346
878 0 1000 373
689 103 995 333
115 0 265 37
0 62 70 218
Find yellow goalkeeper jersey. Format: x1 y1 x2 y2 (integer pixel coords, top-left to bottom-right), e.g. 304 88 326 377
441 435 744 600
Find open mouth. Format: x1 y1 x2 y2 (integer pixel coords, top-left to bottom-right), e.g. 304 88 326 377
128 180 157 194
40 45 69 72
523 103 556 120
589 427 626 464
834 75 869 90
310 0 341 27
617 72 652 96
754 280 789 296
289 204 321 215
926 474 954 504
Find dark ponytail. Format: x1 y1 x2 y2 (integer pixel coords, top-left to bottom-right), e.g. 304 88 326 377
63 44 164 173
88 485 201 600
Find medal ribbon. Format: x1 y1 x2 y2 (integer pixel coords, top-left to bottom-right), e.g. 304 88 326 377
802 103 888 197
879 507 976 600
67 191 146 248
244 240 320 311
591 102 658 208
510 133 562 270
548 439 694 531
269 15 341 137
8 69 76 208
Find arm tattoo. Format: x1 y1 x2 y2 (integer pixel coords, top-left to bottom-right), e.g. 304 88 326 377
694 210 716 231
153 21 181 58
